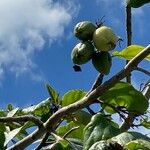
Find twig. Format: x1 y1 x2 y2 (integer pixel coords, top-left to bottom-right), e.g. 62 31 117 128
35 132 50 150
135 67 150 76
8 44 150 150
86 106 95 115
0 115 43 127
142 81 150 99
86 73 104 115
63 126 79 139
120 112 135 131
87 73 104 95
126 5 132 83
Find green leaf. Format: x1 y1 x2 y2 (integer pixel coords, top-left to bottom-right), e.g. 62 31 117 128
4 127 22 146
0 123 6 149
57 121 85 140
62 89 86 106
67 138 83 150
7 108 19 117
140 118 150 129
21 98 51 116
124 139 150 150
113 45 150 61
83 113 120 150
127 0 150 8
71 110 92 125
111 132 150 146
100 82 149 113
0 110 7 117
46 83 61 104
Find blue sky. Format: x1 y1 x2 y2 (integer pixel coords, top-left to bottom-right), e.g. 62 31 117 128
0 0 149 110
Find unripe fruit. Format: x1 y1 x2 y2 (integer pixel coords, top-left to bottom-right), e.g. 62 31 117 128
71 41 94 65
92 52 112 75
93 26 118 51
74 21 96 41
127 0 150 8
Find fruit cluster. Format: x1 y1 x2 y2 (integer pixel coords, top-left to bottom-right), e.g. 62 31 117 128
71 21 120 75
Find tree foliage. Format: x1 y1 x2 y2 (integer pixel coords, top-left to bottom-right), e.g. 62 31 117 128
0 0 150 149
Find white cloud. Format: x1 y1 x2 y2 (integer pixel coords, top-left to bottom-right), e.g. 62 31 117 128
0 0 78 81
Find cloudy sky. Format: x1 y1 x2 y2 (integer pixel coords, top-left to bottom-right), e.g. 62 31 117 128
0 0 149 110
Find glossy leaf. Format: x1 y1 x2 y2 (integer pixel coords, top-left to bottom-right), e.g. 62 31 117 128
57 121 85 140
113 45 150 61
100 82 149 113
83 113 120 150
0 123 6 150
62 89 86 106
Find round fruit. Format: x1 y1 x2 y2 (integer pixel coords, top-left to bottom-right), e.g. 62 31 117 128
71 41 94 65
92 52 112 75
74 21 96 41
93 26 118 51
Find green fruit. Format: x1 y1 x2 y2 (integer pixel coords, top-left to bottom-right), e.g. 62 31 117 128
74 21 96 41
92 52 112 75
71 41 94 65
127 0 150 8
93 26 118 51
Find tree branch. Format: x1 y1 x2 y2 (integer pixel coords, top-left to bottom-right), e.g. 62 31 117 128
126 5 132 83
35 132 50 150
0 115 43 127
8 44 150 150
88 73 104 93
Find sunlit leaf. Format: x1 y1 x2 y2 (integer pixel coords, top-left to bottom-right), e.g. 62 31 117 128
125 139 150 150
113 45 150 61
57 121 85 140
100 82 149 113
62 89 86 106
